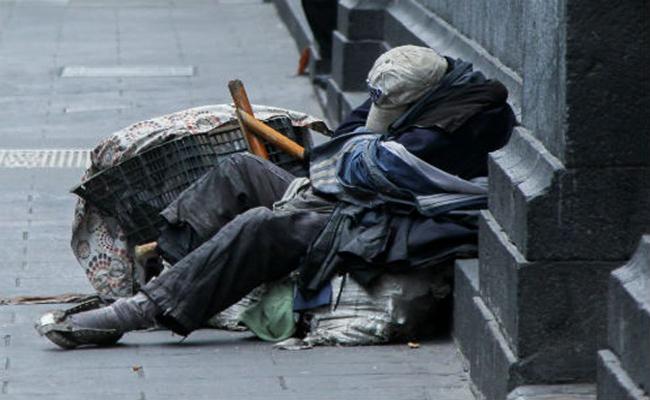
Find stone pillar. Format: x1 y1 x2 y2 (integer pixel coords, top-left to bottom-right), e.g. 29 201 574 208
455 1 649 399
325 0 389 122
597 237 650 400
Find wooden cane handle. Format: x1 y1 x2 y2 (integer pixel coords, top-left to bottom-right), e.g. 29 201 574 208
237 110 305 160
228 80 269 159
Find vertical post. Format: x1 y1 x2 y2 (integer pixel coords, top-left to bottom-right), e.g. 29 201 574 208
228 79 269 159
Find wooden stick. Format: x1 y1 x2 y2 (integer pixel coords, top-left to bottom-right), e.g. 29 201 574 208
228 80 269 159
237 109 305 160
134 241 158 261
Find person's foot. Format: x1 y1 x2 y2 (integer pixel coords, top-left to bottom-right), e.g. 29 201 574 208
36 292 160 349
34 296 124 349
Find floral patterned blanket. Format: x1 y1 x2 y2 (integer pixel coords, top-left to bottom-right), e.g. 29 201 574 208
72 104 328 297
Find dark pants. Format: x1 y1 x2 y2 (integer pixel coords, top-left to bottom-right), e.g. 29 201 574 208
141 153 330 335
302 0 338 67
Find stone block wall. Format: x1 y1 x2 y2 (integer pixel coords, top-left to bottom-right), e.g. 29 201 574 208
418 0 524 75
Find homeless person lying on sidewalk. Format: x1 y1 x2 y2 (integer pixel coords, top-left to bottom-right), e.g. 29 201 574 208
36 45 516 349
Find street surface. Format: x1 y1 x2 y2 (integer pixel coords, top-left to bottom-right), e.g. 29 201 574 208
0 0 473 398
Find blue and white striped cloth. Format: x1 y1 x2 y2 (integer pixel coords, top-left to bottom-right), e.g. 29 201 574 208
309 130 487 216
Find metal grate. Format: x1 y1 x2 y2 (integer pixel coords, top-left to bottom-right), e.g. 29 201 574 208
0 149 91 169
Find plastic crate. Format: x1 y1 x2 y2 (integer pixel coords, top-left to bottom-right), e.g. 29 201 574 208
73 116 310 245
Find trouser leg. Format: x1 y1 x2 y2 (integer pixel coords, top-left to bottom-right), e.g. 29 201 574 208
142 207 329 335
157 153 295 263
301 0 338 67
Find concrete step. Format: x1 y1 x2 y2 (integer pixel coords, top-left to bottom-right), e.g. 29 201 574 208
598 350 649 400
601 236 650 398
454 259 518 400
508 383 595 400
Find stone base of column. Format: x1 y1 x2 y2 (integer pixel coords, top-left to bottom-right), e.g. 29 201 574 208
597 236 650 400
454 259 517 400
454 128 628 399
598 351 649 400
477 210 619 380
323 77 366 126
455 260 603 400
330 31 385 93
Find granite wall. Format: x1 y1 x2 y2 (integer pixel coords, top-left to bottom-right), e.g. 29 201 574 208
418 0 524 75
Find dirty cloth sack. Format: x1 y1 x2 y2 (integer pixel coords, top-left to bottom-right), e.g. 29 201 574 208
276 268 452 348
210 268 450 346
71 104 328 297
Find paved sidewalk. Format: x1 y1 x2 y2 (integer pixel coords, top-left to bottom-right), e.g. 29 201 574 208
0 1 474 399
0 0 321 149
3 305 471 400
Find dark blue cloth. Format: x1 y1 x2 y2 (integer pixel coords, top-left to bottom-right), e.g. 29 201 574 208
338 137 467 197
293 282 332 311
310 132 487 217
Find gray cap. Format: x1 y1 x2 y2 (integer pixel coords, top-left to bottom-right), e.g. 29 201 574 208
365 45 448 133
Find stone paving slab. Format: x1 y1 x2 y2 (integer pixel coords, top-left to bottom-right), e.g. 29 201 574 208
0 169 92 298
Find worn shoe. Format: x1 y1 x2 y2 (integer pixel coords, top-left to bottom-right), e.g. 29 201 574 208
35 296 124 349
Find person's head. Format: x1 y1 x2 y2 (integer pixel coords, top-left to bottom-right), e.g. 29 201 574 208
365 45 447 133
